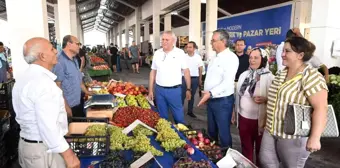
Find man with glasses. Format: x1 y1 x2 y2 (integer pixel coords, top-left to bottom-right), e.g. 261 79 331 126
198 29 239 148
148 31 191 124
53 35 92 117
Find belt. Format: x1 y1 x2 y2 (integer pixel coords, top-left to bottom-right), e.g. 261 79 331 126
157 84 181 89
191 76 199 78
21 137 43 143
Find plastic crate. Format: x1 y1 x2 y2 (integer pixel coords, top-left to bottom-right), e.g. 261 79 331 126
65 117 110 158
0 80 15 110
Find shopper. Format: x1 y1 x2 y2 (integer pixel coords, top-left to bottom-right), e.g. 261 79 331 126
53 35 93 117
148 31 191 124
110 43 119 72
12 37 80 168
260 37 328 168
129 41 140 73
234 47 274 165
198 29 239 148
0 41 9 82
234 39 249 82
181 41 204 118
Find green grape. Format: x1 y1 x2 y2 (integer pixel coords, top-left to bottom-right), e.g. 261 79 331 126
133 125 154 136
108 126 130 150
155 119 172 131
161 139 186 152
156 128 180 142
85 124 107 136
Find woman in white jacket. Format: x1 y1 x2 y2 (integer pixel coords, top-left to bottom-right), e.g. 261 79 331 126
234 47 274 165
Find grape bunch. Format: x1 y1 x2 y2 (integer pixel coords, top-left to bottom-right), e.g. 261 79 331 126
133 134 163 156
108 126 130 150
173 158 212 168
155 119 185 152
136 94 151 109
173 148 188 159
133 125 154 136
116 97 127 107
125 95 139 107
85 124 107 142
99 151 130 168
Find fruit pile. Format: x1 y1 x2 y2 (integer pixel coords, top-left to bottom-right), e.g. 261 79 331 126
132 125 154 136
93 65 110 70
136 94 151 109
155 119 186 152
84 124 107 142
93 88 109 94
186 130 224 161
330 74 340 86
86 80 108 87
107 125 163 156
116 97 127 107
90 56 105 64
112 106 160 128
107 81 148 96
125 95 138 107
173 148 188 159
173 158 212 168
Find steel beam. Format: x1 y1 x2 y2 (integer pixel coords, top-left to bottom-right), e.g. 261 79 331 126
99 23 110 29
103 13 120 22
105 8 125 18
83 23 95 29
218 7 232 16
81 15 97 22
79 7 99 15
78 0 96 7
100 19 114 26
177 14 189 22
115 0 136 9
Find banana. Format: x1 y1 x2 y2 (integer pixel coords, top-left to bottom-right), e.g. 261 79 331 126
177 123 189 131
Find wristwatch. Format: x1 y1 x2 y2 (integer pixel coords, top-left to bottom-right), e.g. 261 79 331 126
186 88 191 91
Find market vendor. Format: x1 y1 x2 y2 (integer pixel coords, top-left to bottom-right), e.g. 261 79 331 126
198 29 239 148
148 31 191 124
13 37 80 168
53 35 93 117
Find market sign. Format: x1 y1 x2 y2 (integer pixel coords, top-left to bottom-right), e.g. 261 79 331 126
202 4 292 47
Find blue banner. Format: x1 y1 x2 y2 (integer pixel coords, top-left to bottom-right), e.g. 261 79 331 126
203 4 292 48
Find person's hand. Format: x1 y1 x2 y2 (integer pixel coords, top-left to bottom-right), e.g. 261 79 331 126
65 105 72 117
186 90 191 101
148 91 154 101
62 149 80 168
306 136 321 153
231 112 236 125
86 90 95 96
258 127 264 136
253 96 267 104
197 91 211 107
199 79 203 87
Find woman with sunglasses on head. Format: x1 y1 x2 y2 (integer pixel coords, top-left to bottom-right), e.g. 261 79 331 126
234 47 274 166
259 37 328 168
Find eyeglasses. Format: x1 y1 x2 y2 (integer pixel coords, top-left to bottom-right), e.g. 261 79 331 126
210 39 221 43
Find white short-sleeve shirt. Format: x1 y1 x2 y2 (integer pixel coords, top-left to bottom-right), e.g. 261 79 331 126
182 53 204 77
151 47 188 87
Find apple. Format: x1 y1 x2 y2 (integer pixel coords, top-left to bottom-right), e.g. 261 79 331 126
191 139 198 146
198 142 204 148
204 138 210 145
217 154 223 159
184 144 190 149
187 147 195 155
197 132 203 138
198 137 204 142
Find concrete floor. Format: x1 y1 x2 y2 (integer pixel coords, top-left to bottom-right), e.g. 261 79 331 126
8 65 340 168
109 65 340 168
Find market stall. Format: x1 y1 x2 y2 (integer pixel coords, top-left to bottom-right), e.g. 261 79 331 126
67 79 233 168
88 54 112 77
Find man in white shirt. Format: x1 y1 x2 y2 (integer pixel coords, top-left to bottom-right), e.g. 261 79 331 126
198 29 239 148
181 41 204 118
148 31 191 124
12 37 80 168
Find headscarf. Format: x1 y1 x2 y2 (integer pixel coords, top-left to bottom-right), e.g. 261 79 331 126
239 47 270 97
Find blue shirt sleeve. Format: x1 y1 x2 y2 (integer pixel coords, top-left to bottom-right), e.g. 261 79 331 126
53 62 65 82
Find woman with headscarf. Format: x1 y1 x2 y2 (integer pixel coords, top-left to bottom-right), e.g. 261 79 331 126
233 47 274 165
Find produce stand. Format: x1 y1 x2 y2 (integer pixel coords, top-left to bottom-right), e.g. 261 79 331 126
88 69 112 77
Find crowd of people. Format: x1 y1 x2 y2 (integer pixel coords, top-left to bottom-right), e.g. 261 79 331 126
1 25 329 168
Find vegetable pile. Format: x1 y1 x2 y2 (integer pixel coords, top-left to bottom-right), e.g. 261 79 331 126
112 106 160 128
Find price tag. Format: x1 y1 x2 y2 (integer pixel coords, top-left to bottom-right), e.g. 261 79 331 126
122 119 157 135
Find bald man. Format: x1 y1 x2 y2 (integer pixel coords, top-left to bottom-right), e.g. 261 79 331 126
12 37 80 168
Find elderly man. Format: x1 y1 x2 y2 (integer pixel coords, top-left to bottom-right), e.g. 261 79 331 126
12 37 80 168
148 31 191 124
198 29 239 148
53 35 92 117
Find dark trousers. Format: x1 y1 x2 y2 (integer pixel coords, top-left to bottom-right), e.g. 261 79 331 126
207 94 234 148
155 85 185 124
239 114 262 165
181 77 199 113
71 103 85 117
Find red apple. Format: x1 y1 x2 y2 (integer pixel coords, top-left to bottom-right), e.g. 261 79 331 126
198 137 204 142
204 138 210 145
197 132 203 138
187 147 195 155
184 144 190 149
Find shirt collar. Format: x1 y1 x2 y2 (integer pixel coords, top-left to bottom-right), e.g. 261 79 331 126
61 50 73 61
217 48 230 57
30 64 57 81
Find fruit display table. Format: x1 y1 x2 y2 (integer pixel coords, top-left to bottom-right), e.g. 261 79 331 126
88 69 112 77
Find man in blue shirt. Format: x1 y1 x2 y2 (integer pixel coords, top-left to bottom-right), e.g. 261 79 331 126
53 35 92 117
